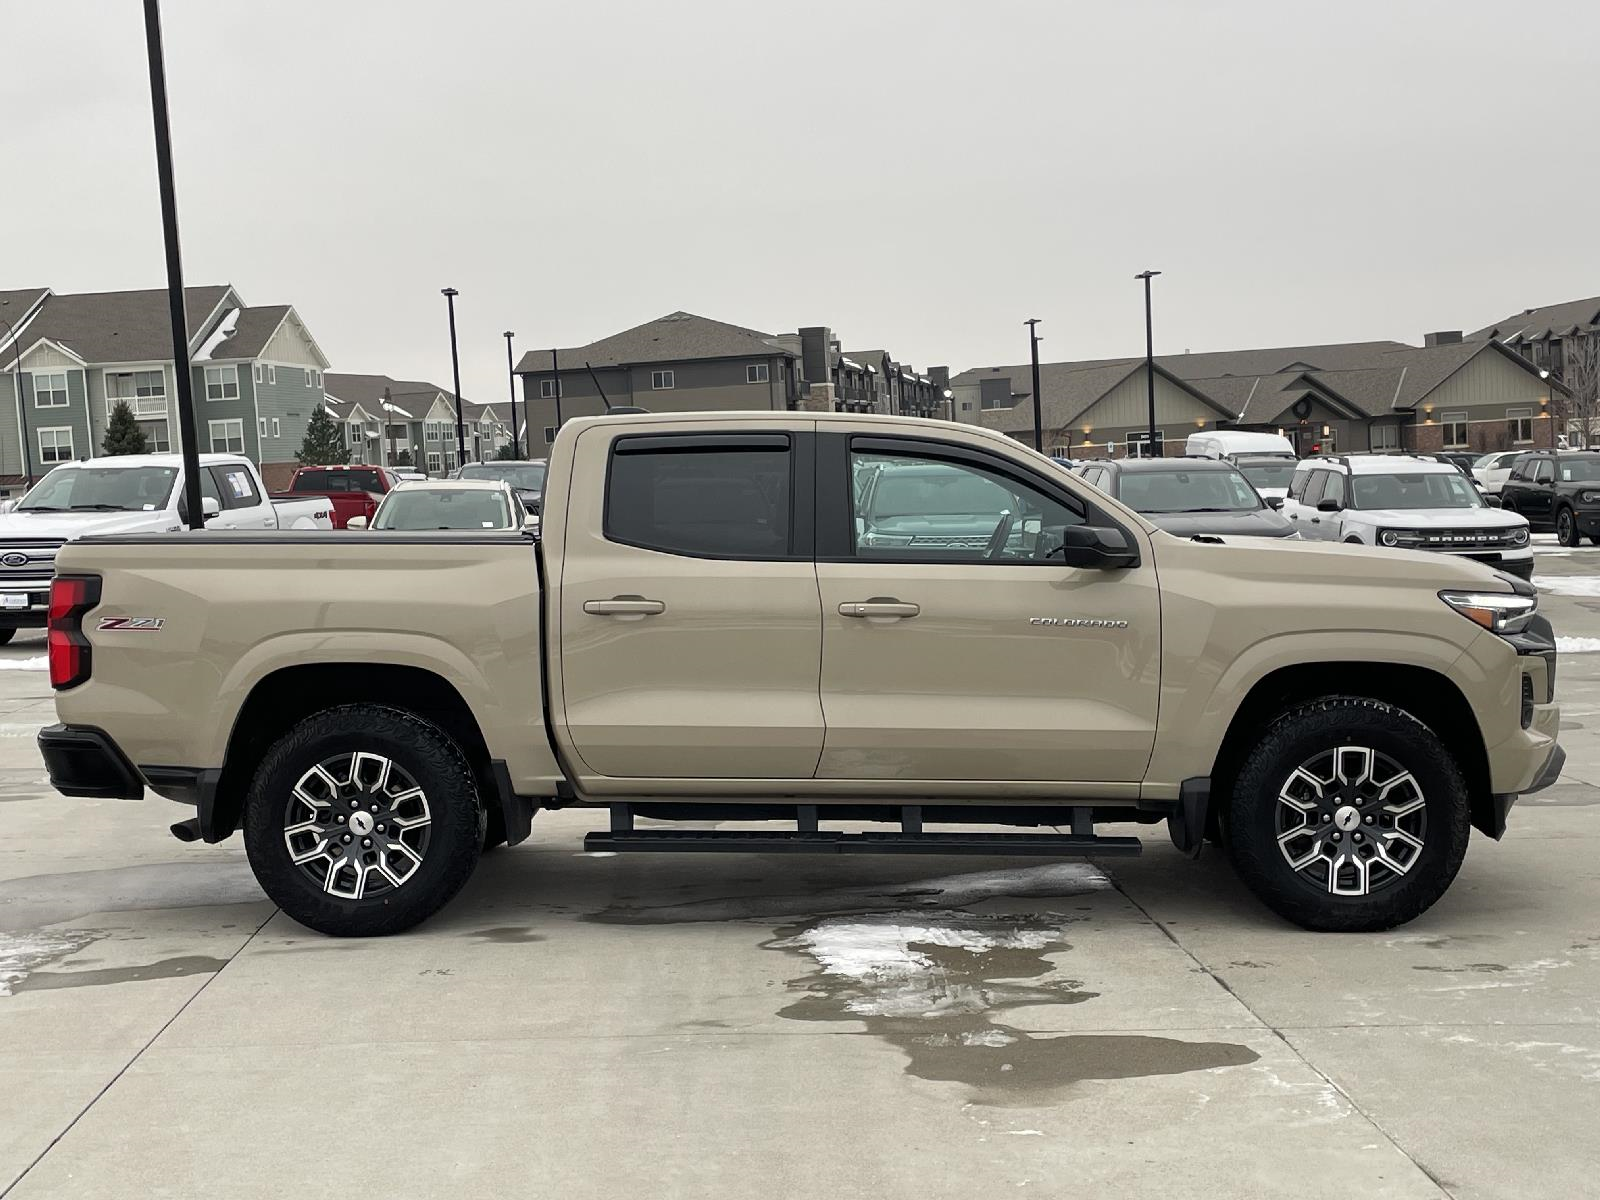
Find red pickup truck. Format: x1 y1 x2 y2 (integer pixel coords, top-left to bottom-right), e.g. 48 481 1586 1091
270 466 405 529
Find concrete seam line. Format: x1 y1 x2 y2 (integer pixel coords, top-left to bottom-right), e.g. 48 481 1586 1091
0 906 280 1199
1104 874 1459 1200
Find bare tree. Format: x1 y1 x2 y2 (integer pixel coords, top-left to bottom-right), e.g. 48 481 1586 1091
1565 333 1600 448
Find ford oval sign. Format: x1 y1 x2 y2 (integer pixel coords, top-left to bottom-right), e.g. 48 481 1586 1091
0 553 28 568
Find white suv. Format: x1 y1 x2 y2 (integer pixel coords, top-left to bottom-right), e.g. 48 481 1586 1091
1282 454 1533 580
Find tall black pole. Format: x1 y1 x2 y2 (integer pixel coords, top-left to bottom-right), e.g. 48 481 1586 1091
1136 269 1162 458
503 331 519 458
1025 318 1043 451
442 288 465 469
144 0 204 530
0 304 34 491
550 348 563 429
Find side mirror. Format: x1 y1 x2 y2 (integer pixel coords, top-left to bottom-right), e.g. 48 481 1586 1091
1484 494 1503 508
347 515 368 529
523 513 539 530
1316 497 1342 513
1054 525 1140 570
201 496 222 520
1266 496 1285 510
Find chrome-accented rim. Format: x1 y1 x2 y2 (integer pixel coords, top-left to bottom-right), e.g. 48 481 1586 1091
283 752 431 900
1275 745 1426 896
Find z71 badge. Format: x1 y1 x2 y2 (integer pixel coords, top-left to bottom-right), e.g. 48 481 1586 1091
96 617 165 632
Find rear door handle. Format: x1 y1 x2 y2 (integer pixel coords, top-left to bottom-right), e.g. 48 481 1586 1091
839 599 920 619
1310 517 1321 524
583 597 666 617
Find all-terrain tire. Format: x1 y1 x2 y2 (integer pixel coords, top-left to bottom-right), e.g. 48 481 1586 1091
244 704 484 936
1225 697 1471 932
1557 506 1582 547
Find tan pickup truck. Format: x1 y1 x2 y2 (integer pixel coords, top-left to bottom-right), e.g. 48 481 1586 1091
39 412 1563 936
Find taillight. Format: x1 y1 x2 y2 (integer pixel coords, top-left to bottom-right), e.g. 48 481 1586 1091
48 575 101 690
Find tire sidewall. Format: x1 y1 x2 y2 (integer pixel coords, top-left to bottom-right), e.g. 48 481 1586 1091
1227 700 1470 931
244 705 483 936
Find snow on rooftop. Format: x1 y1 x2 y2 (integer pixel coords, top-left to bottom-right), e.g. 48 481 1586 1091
196 307 240 360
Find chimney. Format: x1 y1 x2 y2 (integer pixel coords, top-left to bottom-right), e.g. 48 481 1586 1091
798 326 831 385
979 377 1013 410
928 366 950 389
1424 331 1463 347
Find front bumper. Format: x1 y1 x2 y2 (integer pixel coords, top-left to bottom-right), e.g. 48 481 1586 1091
0 581 51 630
38 724 144 799
1573 509 1600 538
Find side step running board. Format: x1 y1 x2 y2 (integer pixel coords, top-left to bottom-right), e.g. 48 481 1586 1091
583 829 1142 856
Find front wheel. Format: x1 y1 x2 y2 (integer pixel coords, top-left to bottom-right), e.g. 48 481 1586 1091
1557 507 1581 547
243 704 484 936
0 629 14 645
1224 697 1470 931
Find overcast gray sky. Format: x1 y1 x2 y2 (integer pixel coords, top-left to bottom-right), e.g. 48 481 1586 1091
5 0 1598 404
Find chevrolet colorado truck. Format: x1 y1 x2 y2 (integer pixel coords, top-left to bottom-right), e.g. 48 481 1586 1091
39 412 1563 936
0 454 331 642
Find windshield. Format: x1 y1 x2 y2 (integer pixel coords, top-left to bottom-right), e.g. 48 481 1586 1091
1556 457 1600 483
457 462 546 492
16 465 179 512
1118 468 1262 513
372 488 512 530
1351 471 1484 510
1237 462 1296 489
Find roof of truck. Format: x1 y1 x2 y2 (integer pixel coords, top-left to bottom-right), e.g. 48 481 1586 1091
49 453 250 469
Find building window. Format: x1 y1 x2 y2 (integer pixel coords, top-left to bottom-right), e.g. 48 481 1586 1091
209 419 245 453
267 365 277 385
1126 430 1164 457
30 371 69 408
204 365 239 401
426 451 443 473
747 363 769 384
540 379 562 399
1370 423 1400 451
544 425 556 444
140 420 171 453
106 369 167 418
306 368 322 388
271 417 281 438
425 421 441 444
258 418 268 437
38 427 74 463
1508 408 1534 444
652 370 675 390
1441 412 1469 449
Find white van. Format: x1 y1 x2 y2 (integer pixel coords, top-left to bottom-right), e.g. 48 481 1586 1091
1185 430 1298 501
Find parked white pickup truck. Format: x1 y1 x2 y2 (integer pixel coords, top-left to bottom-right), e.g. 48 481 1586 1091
0 454 331 642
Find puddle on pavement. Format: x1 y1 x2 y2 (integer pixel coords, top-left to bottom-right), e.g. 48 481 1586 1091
1412 963 1508 974
766 908 1258 1105
0 861 264 929
469 927 546 944
590 863 1112 926
13 955 227 993
1520 781 1600 807
0 930 102 996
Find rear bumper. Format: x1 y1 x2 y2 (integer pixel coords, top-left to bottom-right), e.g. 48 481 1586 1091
38 724 144 799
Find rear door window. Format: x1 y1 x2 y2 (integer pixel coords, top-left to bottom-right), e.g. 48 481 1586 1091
1300 470 1328 507
606 435 793 559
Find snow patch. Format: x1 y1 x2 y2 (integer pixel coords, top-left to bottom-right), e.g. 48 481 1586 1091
0 930 99 996
196 307 241 360
1537 575 1600 597
0 657 46 672
1557 637 1600 653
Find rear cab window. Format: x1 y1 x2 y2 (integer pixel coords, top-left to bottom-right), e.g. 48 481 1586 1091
209 464 261 509
605 433 795 559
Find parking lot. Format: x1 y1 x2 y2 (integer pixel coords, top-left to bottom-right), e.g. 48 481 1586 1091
0 537 1595 1199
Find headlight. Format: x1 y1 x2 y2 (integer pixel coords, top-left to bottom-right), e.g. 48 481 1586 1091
1439 590 1538 635
1509 526 1529 546
1581 490 1600 505
860 532 914 547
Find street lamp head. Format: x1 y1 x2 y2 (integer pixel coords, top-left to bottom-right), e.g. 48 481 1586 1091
1135 270 1162 281
503 330 515 340
441 287 459 298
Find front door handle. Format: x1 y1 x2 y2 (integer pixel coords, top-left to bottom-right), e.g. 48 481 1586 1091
583 596 666 618
1310 517 1321 524
839 599 920 619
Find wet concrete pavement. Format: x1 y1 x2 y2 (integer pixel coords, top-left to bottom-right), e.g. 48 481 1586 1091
2 537 1598 1198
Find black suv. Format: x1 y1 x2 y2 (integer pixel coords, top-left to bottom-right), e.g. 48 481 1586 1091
1500 450 1600 546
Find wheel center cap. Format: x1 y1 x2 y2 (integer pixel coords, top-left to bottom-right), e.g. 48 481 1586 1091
1333 805 1361 832
349 811 375 836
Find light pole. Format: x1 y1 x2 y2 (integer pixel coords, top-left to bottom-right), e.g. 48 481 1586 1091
0 302 34 492
144 0 205 529
1135 270 1162 457
441 288 465 469
1024 318 1043 451
550 347 563 431
503 331 519 458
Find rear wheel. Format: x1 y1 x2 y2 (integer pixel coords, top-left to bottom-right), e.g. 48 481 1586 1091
1557 507 1582 547
243 704 484 936
1225 697 1470 931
